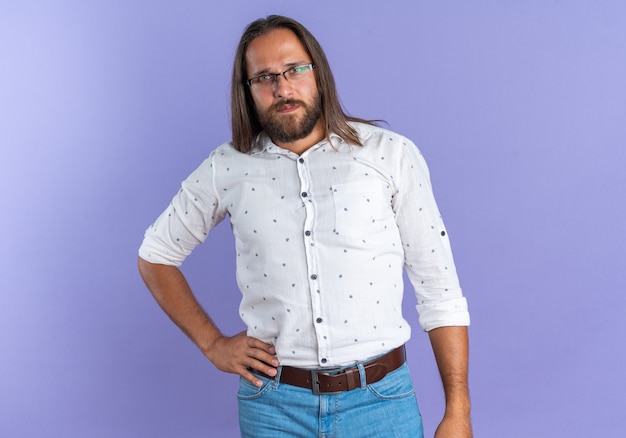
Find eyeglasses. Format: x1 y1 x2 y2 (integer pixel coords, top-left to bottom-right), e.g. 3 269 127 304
246 64 315 88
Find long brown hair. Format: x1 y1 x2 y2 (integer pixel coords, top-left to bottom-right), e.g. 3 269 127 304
230 15 375 153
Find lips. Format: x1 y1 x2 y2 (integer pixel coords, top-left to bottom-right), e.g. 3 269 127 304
273 99 303 113
277 103 297 112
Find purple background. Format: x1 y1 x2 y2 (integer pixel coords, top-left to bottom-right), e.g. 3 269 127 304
2 1 625 436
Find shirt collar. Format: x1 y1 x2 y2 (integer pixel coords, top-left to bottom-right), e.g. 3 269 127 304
249 131 345 156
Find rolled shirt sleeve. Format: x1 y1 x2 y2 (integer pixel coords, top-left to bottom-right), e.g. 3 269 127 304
138 153 226 266
393 138 470 331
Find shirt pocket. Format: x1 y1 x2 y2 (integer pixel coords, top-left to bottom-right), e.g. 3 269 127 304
331 180 394 240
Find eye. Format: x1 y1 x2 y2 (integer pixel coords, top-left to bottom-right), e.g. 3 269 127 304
257 74 274 83
292 65 309 75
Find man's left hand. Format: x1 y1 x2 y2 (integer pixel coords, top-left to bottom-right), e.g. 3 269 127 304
434 413 472 438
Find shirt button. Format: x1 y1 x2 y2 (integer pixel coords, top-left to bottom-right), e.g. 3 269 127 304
311 274 318 280
301 192 308 197
305 230 311 236
321 358 327 364
316 317 323 323
298 158 304 163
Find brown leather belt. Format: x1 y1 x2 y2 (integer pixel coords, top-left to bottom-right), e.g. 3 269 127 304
257 345 406 394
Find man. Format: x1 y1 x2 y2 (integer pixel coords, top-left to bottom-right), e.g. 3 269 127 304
138 15 471 437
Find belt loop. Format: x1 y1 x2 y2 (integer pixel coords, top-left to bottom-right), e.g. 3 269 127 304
273 366 282 389
357 362 367 389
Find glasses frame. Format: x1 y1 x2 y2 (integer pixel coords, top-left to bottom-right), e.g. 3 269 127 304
246 64 315 88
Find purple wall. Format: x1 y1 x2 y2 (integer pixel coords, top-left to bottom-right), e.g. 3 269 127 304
2 1 625 436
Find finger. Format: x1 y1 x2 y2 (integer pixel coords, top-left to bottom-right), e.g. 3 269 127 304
246 336 277 354
241 349 279 374
236 358 277 387
244 345 279 368
240 367 265 387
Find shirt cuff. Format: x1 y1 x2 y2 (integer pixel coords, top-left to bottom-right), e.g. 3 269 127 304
416 297 470 331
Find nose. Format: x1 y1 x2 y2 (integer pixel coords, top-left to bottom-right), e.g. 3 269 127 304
273 73 293 97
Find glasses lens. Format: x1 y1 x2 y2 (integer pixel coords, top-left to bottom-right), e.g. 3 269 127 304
287 64 312 79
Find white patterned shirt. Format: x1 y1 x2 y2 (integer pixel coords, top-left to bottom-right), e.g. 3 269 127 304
139 122 470 367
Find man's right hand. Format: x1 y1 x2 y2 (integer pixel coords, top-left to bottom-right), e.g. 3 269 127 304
137 259 280 387
205 331 280 387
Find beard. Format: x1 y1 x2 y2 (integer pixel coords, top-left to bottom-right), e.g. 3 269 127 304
256 94 322 144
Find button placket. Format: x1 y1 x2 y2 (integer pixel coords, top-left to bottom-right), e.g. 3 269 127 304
296 151 327 365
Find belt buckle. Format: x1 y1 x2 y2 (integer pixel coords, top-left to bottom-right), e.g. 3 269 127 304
310 368 342 395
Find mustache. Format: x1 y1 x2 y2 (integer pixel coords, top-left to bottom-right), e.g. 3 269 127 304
270 99 307 111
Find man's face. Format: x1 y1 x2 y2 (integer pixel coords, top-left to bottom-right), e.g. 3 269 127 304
245 28 322 146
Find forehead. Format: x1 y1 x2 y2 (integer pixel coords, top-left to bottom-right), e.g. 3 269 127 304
245 28 310 73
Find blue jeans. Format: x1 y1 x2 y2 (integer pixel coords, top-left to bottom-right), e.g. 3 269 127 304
238 362 423 437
